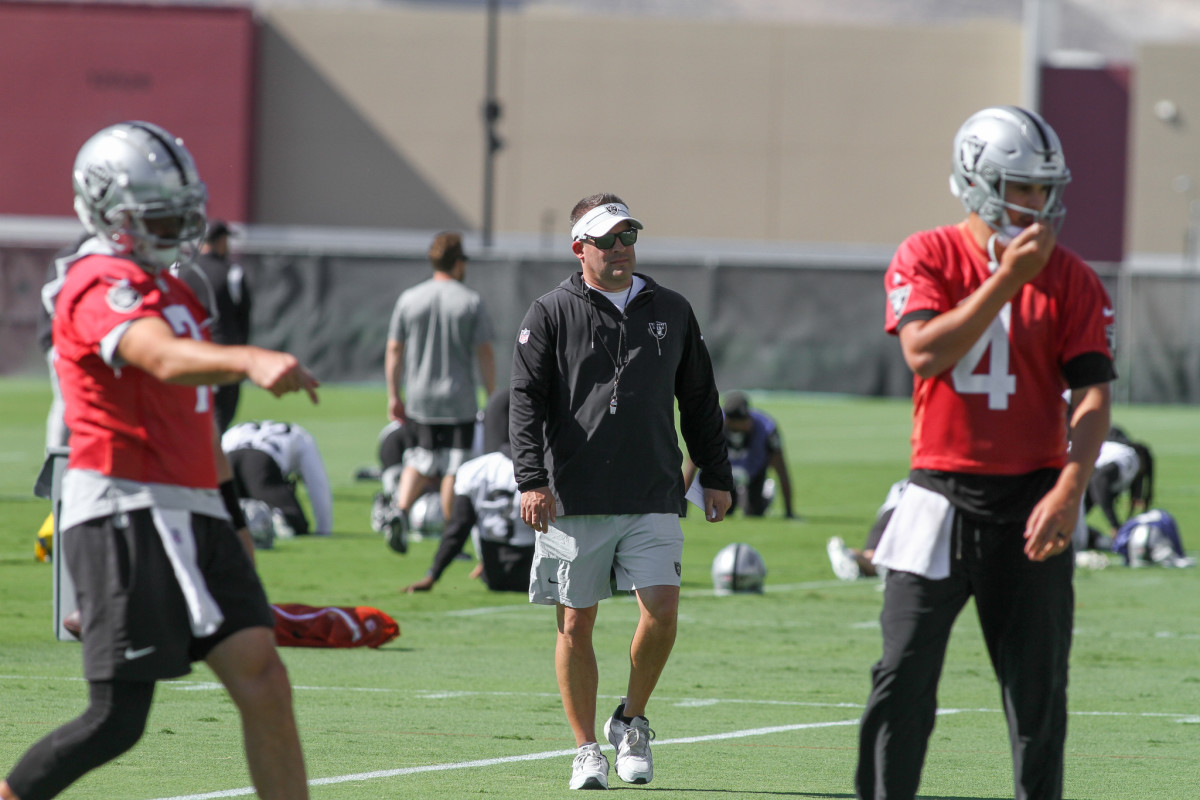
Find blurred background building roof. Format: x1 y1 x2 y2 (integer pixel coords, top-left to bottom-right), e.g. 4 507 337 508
232 0 1200 62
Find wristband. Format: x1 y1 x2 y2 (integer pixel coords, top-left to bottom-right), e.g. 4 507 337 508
220 480 248 530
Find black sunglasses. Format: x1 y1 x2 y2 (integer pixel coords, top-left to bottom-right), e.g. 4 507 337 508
583 229 638 249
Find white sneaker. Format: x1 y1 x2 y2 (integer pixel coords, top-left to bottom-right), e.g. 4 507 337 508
569 742 608 790
603 699 654 785
827 536 861 581
271 509 296 540
1075 550 1110 570
369 492 390 534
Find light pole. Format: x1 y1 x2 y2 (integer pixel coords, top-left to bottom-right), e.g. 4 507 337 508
1022 0 1060 112
481 0 503 250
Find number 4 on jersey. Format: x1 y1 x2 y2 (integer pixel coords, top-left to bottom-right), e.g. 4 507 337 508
952 303 1015 410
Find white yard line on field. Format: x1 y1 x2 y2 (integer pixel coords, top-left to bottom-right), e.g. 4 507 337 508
147 717 863 800
444 578 866 616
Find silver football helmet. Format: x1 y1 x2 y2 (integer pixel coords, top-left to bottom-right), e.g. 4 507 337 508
711 542 767 595
949 106 1070 237
239 498 276 550
409 492 445 538
72 121 208 271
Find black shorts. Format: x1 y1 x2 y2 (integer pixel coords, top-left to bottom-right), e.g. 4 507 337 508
409 420 475 451
379 422 418 471
62 509 274 682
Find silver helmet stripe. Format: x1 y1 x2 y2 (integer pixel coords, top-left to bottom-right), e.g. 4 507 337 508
128 121 192 187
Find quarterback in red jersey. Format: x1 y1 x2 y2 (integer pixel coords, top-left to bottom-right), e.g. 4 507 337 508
885 224 1113 476
857 107 1114 800
2 122 316 800
53 253 220 489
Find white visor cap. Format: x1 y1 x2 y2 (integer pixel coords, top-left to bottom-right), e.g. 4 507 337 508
571 202 645 242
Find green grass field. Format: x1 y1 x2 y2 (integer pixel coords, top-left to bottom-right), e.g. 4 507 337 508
1 378 1198 799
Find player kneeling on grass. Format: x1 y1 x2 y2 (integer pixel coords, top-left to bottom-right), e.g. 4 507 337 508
404 391 535 593
223 420 334 538
1 121 317 800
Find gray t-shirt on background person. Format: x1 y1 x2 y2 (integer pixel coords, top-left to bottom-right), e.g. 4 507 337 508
387 277 494 424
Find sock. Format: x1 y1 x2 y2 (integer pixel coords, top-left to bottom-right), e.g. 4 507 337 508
615 703 641 724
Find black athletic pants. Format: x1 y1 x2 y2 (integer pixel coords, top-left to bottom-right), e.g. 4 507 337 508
213 383 241 433
856 511 1074 800
739 469 770 516
1084 462 1123 531
6 680 154 800
228 448 309 535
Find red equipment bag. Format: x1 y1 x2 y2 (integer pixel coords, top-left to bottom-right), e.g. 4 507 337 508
271 603 400 648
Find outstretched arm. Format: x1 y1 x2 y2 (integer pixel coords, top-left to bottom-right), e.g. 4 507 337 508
118 317 318 403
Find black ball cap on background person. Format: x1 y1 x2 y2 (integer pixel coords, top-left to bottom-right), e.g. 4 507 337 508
723 391 751 421
205 219 231 243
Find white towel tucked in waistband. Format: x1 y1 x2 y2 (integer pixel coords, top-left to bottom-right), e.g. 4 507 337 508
871 483 955 580
150 508 225 636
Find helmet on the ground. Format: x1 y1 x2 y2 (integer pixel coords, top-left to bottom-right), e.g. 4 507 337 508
711 543 766 595
949 105 1070 235
240 498 275 550
1119 510 1192 567
409 492 445 537
72 121 208 270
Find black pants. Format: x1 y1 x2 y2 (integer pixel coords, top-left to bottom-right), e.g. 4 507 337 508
1084 462 1123 531
478 539 534 592
856 512 1074 800
228 448 309 535
737 469 770 516
213 383 241 433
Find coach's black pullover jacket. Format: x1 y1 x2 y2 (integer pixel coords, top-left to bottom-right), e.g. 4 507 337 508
510 272 733 516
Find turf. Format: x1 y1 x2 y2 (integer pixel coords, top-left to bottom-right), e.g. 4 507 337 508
0 378 1198 799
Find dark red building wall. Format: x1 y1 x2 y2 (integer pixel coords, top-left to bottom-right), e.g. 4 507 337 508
1041 64 1131 263
0 2 256 222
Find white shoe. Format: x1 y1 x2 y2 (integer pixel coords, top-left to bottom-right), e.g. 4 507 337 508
271 509 296 540
603 699 654 785
827 536 861 581
369 492 391 534
1075 550 1109 570
569 742 608 790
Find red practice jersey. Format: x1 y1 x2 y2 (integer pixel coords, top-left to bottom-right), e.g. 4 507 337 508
885 225 1114 475
54 254 218 488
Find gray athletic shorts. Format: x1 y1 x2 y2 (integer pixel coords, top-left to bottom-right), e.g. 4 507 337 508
62 508 274 682
528 514 684 608
403 445 470 477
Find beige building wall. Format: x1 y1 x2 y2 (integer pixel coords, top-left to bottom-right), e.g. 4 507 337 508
255 7 1023 245
1127 42 1200 259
